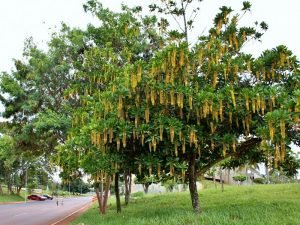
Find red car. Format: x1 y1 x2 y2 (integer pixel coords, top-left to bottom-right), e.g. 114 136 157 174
27 194 47 201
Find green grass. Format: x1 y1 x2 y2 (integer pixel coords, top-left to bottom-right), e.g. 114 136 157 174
0 185 27 202
0 193 25 203
71 183 300 225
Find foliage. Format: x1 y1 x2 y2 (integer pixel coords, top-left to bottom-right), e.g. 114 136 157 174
162 179 178 192
69 0 299 176
267 169 299 184
62 179 90 194
253 178 265 184
0 134 38 194
279 152 300 177
232 175 247 182
71 183 300 225
0 21 83 189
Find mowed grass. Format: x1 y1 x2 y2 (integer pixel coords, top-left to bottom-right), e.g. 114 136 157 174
0 186 26 203
0 194 24 203
72 183 300 225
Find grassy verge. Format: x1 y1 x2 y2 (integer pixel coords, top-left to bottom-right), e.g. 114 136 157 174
71 183 300 225
0 194 25 203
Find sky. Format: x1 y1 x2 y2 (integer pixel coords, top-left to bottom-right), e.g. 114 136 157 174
0 0 300 73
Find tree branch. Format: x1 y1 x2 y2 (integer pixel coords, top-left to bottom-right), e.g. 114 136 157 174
198 137 262 175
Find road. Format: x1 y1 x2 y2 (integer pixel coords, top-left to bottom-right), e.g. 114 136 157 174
0 196 92 225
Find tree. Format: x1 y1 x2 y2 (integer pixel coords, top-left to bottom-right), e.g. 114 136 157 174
67 0 299 214
0 23 88 196
0 134 16 194
62 178 90 194
0 132 47 195
280 152 300 178
135 174 159 194
60 1 163 214
2 0 298 214
0 23 88 179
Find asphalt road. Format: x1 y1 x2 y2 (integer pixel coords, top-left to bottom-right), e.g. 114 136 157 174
0 196 92 225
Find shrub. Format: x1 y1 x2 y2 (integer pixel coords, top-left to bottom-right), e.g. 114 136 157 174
232 175 247 182
253 178 265 184
162 179 177 192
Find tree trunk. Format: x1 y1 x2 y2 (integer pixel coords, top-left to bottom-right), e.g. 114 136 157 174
143 183 149 194
265 161 270 184
101 175 111 214
213 174 217 188
114 173 121 213
124 170 131 205
0 183 3 194
95 185 103 214
94 174 111 215
245 165 248 185
17 171 25 195
188 152 201 213
7 180 14 194
227 169 230 185
220 168 224 192
17 186 22 195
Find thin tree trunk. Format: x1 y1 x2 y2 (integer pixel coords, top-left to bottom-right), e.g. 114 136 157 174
213 174 217 188
0 183 3 194
102 175 111 214
143 183 149 194
17 172 25 195
265 161 270 184
95 175 111 215
188 152 201 213
181 0 188 43
7 181 14 194
245 165 248 184
17 186 22 195
100 179 104 213
95 185 103 214
227 169 230 185
115 173 121 213
124 170 131 205
220 168 224 192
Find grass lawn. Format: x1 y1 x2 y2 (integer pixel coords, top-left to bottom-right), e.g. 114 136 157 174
0 194 25 203
71 183 300 225
0 186 26 203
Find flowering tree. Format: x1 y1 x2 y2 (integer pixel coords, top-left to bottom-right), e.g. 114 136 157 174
64 0 300 213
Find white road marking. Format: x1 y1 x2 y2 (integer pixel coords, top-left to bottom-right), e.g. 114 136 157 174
14 213 28 217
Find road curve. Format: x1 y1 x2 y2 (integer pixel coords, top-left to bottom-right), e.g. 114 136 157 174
0 196 92 225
